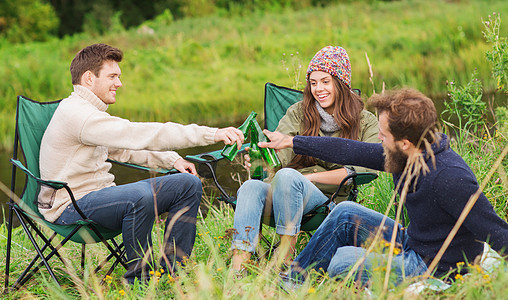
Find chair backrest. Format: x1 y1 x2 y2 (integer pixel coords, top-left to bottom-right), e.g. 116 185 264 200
263 83 303 132
263 82 361 131
14 95 61 217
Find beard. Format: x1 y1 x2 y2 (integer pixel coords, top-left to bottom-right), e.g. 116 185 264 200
383 143 408 173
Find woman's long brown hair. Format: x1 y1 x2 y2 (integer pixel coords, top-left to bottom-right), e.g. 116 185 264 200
288 76 364 169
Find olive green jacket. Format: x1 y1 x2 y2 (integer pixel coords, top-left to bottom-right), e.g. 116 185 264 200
273 101 380 200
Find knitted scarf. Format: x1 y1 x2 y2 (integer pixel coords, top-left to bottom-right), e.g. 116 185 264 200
315 101 340 136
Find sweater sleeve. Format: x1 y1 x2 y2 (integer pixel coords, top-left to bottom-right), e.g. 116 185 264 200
433 166 508 254
79 110 218 151
345 110 380 174
293 135 386 171
108 148 182 169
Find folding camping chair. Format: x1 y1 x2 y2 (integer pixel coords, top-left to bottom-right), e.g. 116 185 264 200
4 95 176 291
185 82 378 253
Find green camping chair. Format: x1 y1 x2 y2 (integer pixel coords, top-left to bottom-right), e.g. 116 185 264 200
185 82 378 253
4 95 176 291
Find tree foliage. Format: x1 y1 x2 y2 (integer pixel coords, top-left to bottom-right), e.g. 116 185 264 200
0 0 59 43
2 0 396 43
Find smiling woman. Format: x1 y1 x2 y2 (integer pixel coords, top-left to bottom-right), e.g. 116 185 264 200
309 71 336 114
229 45 380 271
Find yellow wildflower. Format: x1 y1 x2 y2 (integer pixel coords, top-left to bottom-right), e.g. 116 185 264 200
307 287 316 294
455 274 464 281
473 264 483 273
119 289 126 296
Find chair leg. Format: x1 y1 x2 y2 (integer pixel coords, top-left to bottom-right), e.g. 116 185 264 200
256 226 279 260
4 203 15 291
101 248 127 285
204 162 230 200
12 213 84 290
5 160 19 292
11 210 61 290
81 244 86 272
87 226 129 270
94 241 126 274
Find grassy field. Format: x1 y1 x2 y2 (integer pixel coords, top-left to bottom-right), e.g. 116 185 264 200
1 0 507 298
0 0 507 150
1 123 506 298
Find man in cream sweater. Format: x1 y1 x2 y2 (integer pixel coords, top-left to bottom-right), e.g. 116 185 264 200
39 43 244 283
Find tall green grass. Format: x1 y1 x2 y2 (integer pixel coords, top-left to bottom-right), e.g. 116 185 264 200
0 0 507 150
1 127 506 299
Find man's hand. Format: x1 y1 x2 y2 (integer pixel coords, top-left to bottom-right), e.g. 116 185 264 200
173 158 197 176
214 127 244 149
258 130 294 150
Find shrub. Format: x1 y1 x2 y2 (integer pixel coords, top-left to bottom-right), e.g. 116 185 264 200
0 0 59 43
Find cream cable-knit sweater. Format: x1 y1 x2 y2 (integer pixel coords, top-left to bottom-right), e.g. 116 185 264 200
39 85 218 222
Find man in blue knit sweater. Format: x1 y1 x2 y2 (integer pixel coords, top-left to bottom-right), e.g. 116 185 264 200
259 88 508 285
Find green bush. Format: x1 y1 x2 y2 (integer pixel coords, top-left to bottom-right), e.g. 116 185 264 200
0 0 59 43
443 71 487 135
443 11 508 138
483 12 508 93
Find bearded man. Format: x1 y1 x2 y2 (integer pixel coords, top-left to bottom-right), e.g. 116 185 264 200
259 88 508 286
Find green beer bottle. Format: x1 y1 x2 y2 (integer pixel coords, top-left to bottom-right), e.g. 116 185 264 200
248 128 264 180
250 119 281 169
221 111 257 161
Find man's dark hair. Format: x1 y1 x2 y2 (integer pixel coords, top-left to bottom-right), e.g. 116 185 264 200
369 88 438 148
70 43 123 85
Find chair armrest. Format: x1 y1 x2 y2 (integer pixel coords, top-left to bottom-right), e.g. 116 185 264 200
184 143 250 201
184 143 250 164
330 171 379 204
106 159 179 175
10 159 67 190
10 159 91 220
350 172 379 185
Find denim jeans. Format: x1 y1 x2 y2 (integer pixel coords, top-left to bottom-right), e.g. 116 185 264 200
55 173 202 283
231 168 332 253
290 201 427 285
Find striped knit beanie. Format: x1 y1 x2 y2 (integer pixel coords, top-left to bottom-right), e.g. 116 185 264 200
306 46 351 89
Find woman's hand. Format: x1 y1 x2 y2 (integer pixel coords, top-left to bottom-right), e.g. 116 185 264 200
257 130 294 150
243 147 251 170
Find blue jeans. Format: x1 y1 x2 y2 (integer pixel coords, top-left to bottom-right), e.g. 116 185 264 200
290 201 427 285
55 173 202 283
231 168 333 253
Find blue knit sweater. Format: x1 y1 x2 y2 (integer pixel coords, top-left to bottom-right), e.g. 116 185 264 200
293 133 508 275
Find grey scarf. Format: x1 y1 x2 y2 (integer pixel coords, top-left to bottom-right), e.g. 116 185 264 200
315 101 340 135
